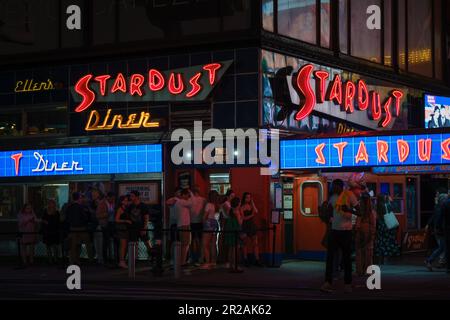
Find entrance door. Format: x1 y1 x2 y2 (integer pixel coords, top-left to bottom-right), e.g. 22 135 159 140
293 176 328 260
406 177 419 230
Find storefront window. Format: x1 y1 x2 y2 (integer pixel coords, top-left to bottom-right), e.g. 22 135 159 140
384 0 393 66
0 113 22 136
0 186 23 220
339 0 349 54
320 0 331 48
278 0 317 45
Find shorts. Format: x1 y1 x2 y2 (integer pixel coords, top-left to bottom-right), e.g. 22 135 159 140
170 224 178 242
178 226 191 246
190 223 203 241
203 219 219 232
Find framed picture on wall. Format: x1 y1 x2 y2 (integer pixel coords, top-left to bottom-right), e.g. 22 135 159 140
118 182 160 205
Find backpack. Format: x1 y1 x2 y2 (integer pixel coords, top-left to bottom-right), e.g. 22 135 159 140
319 201 333 224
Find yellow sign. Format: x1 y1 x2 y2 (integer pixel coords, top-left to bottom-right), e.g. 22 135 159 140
15 79 55 93
85 109 160 131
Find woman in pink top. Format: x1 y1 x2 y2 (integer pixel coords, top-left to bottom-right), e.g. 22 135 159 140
355 193 377 276
18 203 39 266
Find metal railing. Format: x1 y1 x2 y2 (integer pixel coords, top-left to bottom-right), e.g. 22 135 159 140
0 225 278 278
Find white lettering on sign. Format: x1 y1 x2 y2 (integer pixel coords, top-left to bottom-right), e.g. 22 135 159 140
66 5 82 30
32 152 84 173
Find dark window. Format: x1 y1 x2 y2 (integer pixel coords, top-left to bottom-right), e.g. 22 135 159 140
0 112 22 136
27 107 67 135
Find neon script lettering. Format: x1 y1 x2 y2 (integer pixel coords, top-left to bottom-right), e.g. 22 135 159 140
294 64 404 128
74 63 222 113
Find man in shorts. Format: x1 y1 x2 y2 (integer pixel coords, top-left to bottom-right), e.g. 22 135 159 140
190 187 206 265
175 189 193 266
126 190 152 259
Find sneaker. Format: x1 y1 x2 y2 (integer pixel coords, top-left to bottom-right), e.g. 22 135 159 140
320 282 334 293
118 261 128 269
344 284 353 293
424 260 433 272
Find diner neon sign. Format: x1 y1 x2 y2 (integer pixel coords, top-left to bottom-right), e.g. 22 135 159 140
281 133 450 170
293 64 404 128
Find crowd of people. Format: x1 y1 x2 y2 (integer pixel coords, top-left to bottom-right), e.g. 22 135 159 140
166 188 262 273
17 189 162 273
16 186 263 274
319 175 402 293
319 175 450 293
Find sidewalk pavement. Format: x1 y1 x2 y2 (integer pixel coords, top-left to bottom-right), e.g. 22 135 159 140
1 254 450 299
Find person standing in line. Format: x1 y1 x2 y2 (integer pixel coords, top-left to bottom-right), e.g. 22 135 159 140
174 189 193 267
190 187 206 265
105 192 118 266
425 188 448 271
374 194 400 265
428 106 442 128
240 192 262 267
115 195 132 269
93 189 108 265
201 190 220 269
66 192 94 265
126 190 152 261
224 197 243 273
17 204 39 267
218 190 236 266
166 190 181 266
355 192 377 276
321 176 362 294
41 199 61 265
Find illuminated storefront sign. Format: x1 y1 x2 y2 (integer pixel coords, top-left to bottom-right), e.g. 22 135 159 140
70 61 232 132
372 165 450 175
0 144 162 178
15 79 58 93
281 133 450 170
292 64 404 128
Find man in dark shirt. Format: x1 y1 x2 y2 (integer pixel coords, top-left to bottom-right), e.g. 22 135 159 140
67 192 94 265
126 191 152 256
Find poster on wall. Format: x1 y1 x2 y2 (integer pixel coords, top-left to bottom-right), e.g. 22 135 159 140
177 172 192 190
118 182 159 205
424 94 450 129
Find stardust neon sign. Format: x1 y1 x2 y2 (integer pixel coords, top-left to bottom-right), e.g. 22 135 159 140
74 62 225 113
292 64 404 129
280 133 450 170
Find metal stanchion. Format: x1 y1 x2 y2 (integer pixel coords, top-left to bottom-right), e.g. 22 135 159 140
174 241 182 279
128 241 136 279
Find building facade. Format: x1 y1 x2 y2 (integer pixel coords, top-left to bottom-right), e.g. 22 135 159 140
0 0 449 261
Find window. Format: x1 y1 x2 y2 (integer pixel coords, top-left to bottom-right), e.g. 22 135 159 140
350 0 382 63
398 0 442 78
262 0 274 32
392 183 404 214
278 0 317 44
27 107 67 135
300 181 323 216
0 113 22 136
210 173 231 195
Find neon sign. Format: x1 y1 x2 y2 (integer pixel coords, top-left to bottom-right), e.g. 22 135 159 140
0 144 162 178
281 133 450 170
85 109 160 131
293 64 404 128
15 79 57 93
73 62 228 113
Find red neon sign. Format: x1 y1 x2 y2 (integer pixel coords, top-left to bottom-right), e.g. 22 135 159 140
293 64 404 128
74 63 223 113
11 153 23 176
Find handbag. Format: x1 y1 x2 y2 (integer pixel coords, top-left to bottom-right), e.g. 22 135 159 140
384 204 399 230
